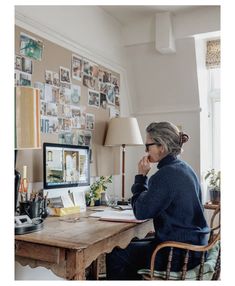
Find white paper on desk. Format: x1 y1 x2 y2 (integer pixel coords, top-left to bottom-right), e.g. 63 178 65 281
72 191 86 212
89 209 147 223
61 194 75 208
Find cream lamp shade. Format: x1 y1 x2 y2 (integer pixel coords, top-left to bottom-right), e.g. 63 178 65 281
104 117 143 146
104 117 143 205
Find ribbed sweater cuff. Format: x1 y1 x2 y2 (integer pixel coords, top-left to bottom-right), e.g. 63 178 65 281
134 174 148 184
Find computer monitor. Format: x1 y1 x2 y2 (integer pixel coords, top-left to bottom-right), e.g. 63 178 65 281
43 142 90 190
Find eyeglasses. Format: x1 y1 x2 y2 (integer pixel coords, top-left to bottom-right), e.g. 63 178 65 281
145 143 158 152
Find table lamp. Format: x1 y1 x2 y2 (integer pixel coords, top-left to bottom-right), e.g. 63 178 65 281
104 117 143 205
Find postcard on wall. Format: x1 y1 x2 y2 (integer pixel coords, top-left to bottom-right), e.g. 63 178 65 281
60 66 71 84
41 102 47 116
45 70 53 85
48 117 59 133
15 54 23 71
19 72 32 86
100 93 107 109
60 85 71 104
86 113 95 130
106 86 115 105
46 103 57 117
83 59 99 78
72 54 83 81
83 74 97 90
20 32 43 61
58 132 74 145
88 89 100 108
71 84 81 106
34 82 45 100
52 87 60 103
44 84 53 102
53 72 60 87
22 57 33 74
109 105 119 119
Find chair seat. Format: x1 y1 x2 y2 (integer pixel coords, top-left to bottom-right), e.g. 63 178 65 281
138 241 220 280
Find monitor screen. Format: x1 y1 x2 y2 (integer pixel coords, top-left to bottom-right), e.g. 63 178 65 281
43 143 90 189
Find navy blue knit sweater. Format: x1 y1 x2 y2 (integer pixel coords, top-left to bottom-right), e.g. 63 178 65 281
131 154 209 245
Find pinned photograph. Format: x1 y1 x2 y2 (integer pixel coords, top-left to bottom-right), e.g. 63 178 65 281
71 84 81 106
45 70 53 85
15 55 22 71
22 57 33 74
86 113 95 130
106 86 115 105
52 87 60 103
100 93 107 109
19 72 31 86
34 82 45 100
103 71 111 83
72 54 83 81
83 59 98 77
46 103 57 117
60 66 71 84
83 74 96 90
20 32 43 61
53 72 60 87
88 89 100 108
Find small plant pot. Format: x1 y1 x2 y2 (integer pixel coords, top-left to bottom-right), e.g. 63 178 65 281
209 188 220 204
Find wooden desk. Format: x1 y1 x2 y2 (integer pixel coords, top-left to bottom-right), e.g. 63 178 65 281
15 209 154 280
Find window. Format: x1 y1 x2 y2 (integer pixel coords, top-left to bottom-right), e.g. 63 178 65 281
208 68 220 170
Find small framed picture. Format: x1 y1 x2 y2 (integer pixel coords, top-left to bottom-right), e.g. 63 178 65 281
60 66 71 84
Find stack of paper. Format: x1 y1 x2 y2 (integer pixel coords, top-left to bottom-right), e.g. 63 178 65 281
89 209 147 223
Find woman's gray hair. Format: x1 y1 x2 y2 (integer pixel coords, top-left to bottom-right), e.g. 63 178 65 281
146 122 189 156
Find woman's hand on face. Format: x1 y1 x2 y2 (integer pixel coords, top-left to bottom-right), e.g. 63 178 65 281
138 155 151 176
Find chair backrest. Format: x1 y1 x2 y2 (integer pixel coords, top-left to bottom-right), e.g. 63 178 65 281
139 206 221 280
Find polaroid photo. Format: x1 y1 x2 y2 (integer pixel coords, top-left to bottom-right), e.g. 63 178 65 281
52 87 60 103
60 66 71 84
72 54 83 81
88 89 100 108
111 75 120 86
86 113 95 130
15 55 23 71
64 105 72 118
45 70 53 85
71 106 81 118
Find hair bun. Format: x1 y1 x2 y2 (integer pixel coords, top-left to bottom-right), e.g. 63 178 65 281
179 132 189 146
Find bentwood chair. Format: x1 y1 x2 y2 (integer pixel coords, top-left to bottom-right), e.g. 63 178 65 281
138 205 220 280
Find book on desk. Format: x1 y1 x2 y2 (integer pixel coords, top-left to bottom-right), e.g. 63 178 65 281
89 209 148 223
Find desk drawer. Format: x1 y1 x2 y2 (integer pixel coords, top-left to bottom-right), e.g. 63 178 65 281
15 241 63 264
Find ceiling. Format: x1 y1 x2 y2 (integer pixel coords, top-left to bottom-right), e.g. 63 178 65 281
100 5 204 25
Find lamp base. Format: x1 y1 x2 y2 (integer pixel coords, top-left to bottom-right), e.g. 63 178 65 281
117 200 129 206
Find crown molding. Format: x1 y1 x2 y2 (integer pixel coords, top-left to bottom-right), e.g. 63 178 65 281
132 106 201 117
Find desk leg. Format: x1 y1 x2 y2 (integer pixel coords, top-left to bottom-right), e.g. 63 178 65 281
66 250 86 280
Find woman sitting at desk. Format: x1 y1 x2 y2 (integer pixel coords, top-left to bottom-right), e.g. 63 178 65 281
106 121 209 280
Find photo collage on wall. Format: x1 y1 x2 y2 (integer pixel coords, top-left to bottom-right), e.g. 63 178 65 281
15 32 121 148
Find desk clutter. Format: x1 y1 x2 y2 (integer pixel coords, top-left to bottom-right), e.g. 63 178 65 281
48 190 86 216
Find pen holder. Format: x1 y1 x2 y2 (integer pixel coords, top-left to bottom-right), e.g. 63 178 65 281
16 200 43 219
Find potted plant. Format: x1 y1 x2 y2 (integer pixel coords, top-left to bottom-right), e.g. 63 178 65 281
204 169 221 204
86 175 112 207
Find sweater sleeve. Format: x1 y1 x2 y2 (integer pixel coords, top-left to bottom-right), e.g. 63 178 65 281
131 171 174 220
